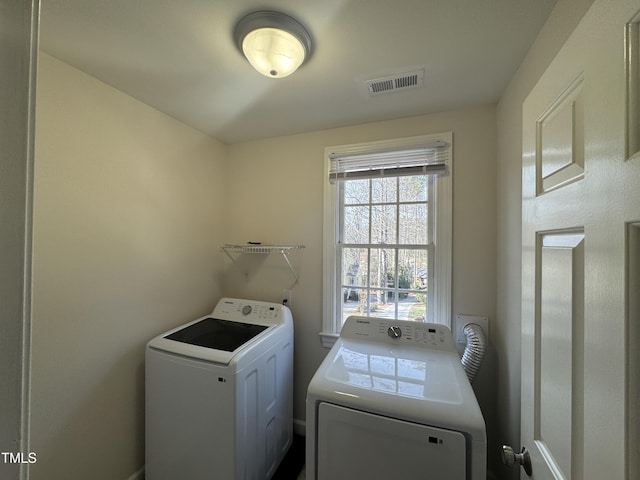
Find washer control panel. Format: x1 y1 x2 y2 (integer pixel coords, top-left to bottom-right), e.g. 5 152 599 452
341 315 454 350
213 298 285 323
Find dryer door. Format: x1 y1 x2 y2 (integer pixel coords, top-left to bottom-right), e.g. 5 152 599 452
317 402 466 480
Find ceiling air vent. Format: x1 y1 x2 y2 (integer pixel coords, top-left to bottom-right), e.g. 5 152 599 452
365 69 424 96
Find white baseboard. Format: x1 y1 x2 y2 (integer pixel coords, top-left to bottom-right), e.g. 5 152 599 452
127 466 144 480
293 418 306 437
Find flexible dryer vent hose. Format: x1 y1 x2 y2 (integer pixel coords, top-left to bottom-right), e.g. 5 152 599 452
461 323 486 384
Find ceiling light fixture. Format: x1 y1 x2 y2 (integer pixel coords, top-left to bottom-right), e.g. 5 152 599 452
234 10 312 79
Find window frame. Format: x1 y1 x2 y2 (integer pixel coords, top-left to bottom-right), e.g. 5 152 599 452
321 133 452 347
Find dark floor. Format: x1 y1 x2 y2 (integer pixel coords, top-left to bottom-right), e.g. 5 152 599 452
272 434 305 480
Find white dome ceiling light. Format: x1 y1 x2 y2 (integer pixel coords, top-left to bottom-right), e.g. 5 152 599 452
234 10 313 79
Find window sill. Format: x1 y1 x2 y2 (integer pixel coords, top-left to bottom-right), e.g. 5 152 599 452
319 331 339 348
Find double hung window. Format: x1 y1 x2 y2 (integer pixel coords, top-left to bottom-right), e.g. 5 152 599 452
322 133 452 344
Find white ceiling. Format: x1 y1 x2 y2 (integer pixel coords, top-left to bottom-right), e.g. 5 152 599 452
40 0 558 144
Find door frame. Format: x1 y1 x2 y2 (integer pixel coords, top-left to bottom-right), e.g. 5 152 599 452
0 1 39 479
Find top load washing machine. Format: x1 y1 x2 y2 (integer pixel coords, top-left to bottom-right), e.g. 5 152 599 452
146 298 293 480
306 316 486 480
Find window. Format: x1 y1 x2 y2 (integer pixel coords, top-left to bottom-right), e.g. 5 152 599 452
322 133 452 346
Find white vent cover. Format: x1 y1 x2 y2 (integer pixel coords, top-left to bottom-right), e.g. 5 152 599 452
365 69 424 96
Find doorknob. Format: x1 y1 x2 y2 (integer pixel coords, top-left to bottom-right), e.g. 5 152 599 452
502 445 533 476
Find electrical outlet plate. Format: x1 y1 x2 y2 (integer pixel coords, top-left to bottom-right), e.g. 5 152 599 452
455 315 489 343
282 289 292 306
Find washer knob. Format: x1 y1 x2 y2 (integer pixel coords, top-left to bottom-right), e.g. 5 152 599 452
241 305 252 315
388 325 402 339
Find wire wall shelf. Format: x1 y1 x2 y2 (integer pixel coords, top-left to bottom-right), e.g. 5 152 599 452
219 244 305 282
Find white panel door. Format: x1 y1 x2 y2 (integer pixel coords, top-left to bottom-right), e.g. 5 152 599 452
521 0 640 479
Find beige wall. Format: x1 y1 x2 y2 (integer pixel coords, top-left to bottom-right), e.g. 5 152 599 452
30 54 227 479
224 104 498 459
495 0 594 478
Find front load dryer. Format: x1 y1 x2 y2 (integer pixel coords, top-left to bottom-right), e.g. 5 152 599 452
146 298 293 480
306 316 486 480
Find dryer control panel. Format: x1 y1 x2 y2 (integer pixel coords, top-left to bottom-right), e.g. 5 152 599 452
340 315 455 351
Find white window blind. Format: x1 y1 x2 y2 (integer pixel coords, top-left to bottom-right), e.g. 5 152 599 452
328 140 448 182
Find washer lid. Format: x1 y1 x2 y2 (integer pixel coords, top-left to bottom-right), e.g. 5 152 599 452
148 316 272 365
164 317 268 352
